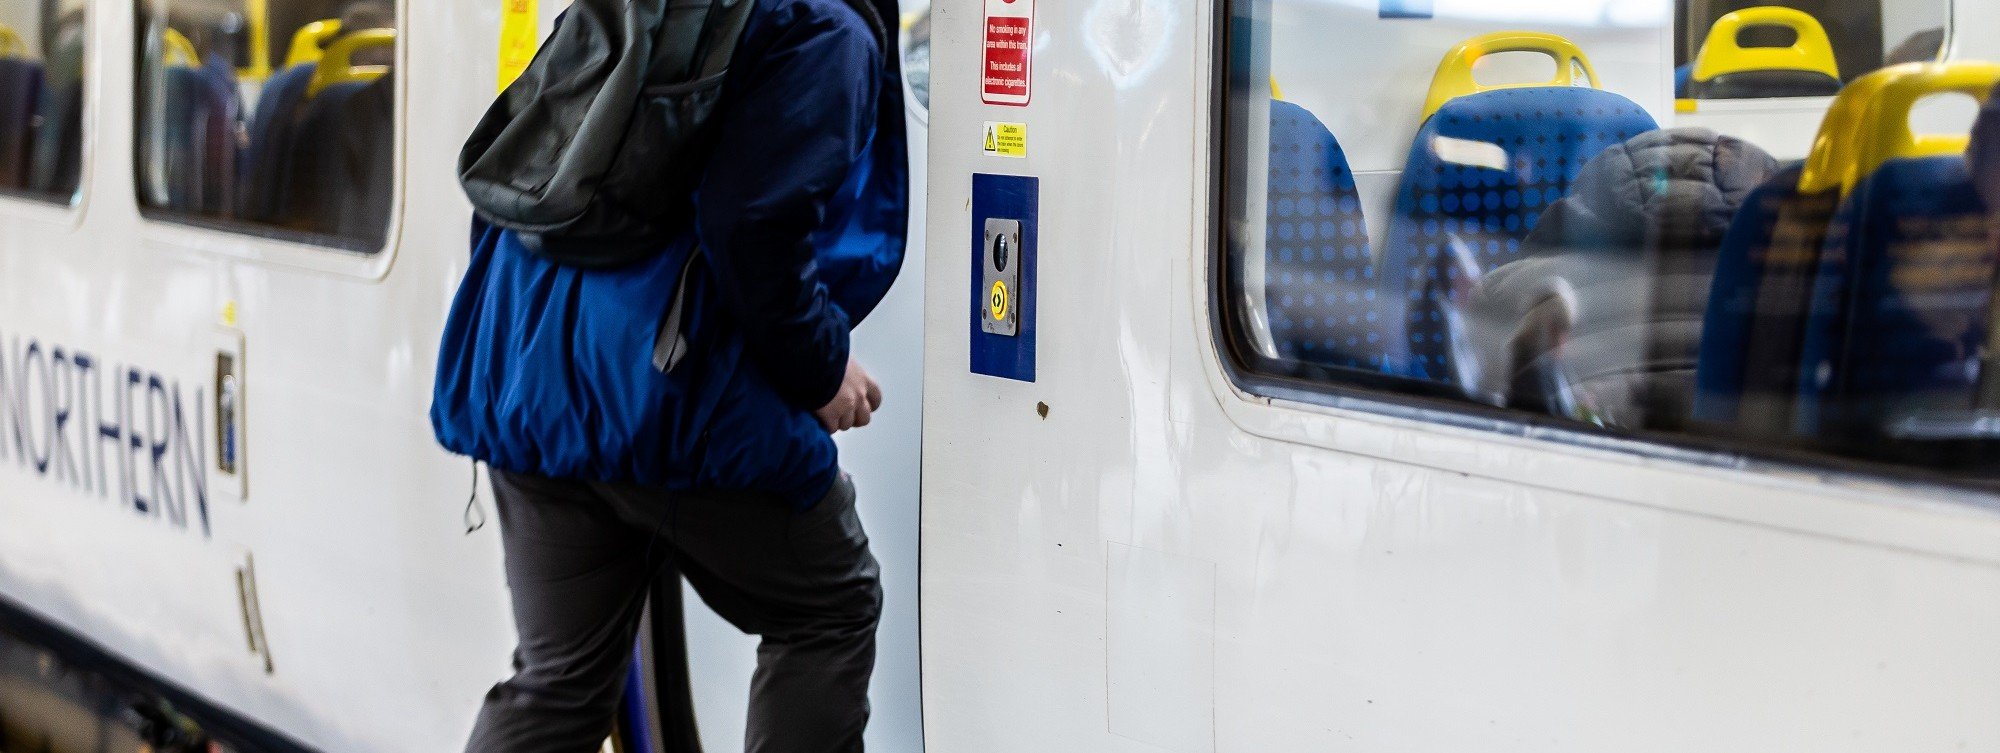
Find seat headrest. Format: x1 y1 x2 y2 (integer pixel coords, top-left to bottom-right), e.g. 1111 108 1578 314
1421 31 1600 121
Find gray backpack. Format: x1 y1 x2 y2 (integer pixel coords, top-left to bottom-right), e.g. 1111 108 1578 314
457 0 758 267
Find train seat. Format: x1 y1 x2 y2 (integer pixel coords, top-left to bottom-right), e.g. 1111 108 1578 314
1385 32 1658 382
1683 7 1842 101
283 73 393 244
239 62 319 221
239 20 350 221
144 28 242 215
1694 67 1918 436
1791 64 2000 441
0 55 41 189
26 31 82 197
274 29 395 244
1264 97 1383 370
151 61 242 215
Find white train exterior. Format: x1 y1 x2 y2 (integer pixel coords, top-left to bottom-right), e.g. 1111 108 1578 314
0 0 1994 751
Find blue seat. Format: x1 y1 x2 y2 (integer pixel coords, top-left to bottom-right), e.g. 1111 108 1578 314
150 62 242 215
281 74 393 245
26 19 83 197
1691 73 1903 433
0 58 42 189
1791 153 1992 437
238 62 318 221
1384 34 1658 381
1790 68 2000 439
1690 163 1838 432
1263 99 1383 371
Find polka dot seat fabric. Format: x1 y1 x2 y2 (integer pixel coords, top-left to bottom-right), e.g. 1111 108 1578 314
1264 99 1383 371
1384 86 1659 382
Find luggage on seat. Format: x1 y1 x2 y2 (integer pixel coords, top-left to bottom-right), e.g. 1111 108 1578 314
1465 128 1781 430
1384 32 1658 384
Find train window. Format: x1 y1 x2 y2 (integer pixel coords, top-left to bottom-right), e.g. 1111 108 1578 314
0 0 84 204
134 0 396 253
1219 2 2000 483
903 3 931 116
1677 1 1948 100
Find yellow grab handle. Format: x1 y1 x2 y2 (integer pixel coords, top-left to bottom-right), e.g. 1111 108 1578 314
238 0 272 80
285 19 343 68
162 28 200 67
308 28 395 97
1421 32 1600 121
1270 76 1283 100
0 24 24 58
1692 6 1839 83
1799 62 2000 195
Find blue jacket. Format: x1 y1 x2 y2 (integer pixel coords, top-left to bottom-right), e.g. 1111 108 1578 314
432 0 907 507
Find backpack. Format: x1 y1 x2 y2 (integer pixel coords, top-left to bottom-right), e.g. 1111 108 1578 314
457 0 758 267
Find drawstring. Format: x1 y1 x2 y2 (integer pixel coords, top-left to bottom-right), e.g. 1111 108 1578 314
464 460 488 534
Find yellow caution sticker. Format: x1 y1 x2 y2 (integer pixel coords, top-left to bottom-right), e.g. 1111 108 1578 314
989 280 1010 321
498 0 539 93
982 122 1027 158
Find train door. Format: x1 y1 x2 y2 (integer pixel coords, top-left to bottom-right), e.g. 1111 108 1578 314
921 0 2000 750
675 4 932 751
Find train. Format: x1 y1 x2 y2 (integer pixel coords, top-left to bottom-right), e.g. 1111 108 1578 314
0 0 1997 750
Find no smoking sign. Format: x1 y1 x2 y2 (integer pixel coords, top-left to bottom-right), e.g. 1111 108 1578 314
981 0 1034 106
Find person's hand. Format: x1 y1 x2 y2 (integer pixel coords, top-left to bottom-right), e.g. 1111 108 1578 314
814 358 884 433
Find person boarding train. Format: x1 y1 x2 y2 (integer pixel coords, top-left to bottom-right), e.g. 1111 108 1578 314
428 0 909 748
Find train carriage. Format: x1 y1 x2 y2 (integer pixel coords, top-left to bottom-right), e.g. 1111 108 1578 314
0 0 1995 750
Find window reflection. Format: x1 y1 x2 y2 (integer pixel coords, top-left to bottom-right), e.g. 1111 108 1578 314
1677 1 1946 100
1223 0 2000 480
0 0 83 204
135 0 396 252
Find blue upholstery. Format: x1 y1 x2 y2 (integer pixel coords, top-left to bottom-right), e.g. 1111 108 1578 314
1264 99 1383 370
27 26 82 197
1792 155 1994 436
1674 64 1693 98
0 58 42 189
281 75 394 245
1691 163 1843 433
238 63 318 221
153 63 242 215
1385 86 1658 380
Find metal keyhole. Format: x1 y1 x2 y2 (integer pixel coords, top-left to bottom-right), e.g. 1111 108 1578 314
992 233 1011 273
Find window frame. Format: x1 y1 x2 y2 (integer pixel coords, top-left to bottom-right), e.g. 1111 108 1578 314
1202 0 2000 499
129 0 404 277
0 0 93 216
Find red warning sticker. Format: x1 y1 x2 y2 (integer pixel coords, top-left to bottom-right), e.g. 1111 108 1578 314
981 0 1033 106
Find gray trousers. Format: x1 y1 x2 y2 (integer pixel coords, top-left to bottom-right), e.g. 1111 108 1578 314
466 470 881 753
